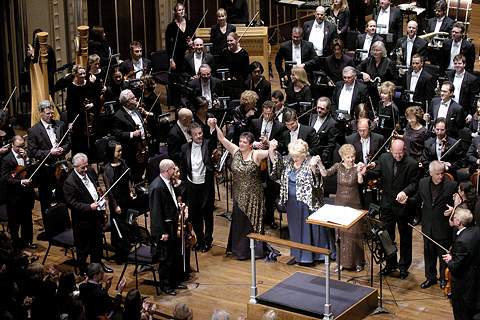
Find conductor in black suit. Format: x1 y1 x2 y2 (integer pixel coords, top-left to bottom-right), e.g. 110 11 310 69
417 160 456 290
443 208 480 320
180 123 217 252
112 89 148 183
365 139 419 279
63 153 112 273
27 100 70 221
280 108 320 156
275 27 317 84
346 118 385 164
303 6 338 57
149 159 184 295
119 41 151 80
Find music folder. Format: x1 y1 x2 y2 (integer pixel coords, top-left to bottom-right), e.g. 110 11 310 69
307 204 367 230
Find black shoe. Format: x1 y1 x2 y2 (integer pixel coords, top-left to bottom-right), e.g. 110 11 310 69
380 267 395 276
176 284 188 290
201 244 212 253
100 263 113 273
161 286 177 295
412 217 421 226
26 243 38 249
439 279 447 289
399 269 409 279
420 279 437 288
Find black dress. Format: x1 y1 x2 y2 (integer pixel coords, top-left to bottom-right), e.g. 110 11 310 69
375 102 399 138
244 75 272 110
210 23 237 57
219 48 250 83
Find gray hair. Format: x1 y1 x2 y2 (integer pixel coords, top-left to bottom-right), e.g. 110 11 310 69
454 208 473 226
342 66 357 76
292 26 303 35
86 263 103 278
72 153 88 167
119 89 134 105
38 100 53 113
211 309 230 320
159 159 175 173
370 41 387 57
429 160 445 173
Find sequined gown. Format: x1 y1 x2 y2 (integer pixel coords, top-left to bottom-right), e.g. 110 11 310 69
227 150 266 259
325 162 365 269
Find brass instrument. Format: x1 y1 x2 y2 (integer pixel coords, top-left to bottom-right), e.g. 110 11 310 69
419 31 449 48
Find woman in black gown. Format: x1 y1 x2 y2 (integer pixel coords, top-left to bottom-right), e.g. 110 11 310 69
210 8 237 57
374 81 400 138
220 32 250 84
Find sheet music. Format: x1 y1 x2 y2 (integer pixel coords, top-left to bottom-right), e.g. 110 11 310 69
308 204 364 226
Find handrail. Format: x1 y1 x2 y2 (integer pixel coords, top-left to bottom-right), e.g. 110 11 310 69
247 233 331 255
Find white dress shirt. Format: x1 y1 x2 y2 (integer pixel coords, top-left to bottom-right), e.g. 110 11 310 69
313 115 326 132
275 107 284 123
361 34 373 60
193 52 203 75
361 137 370 163
260 119 273 139
406 36 415 66
12 149 25 167
41 119 57 147
123 107 145 139
434 17 444 33
292 42 302 65
437 100 450 119
190 142 206 184
74 170 99 202
409 69 422 102
338 83 355 113
290 125 300 143
376 6 391 34
452 71 464 104
309 21 325 56
201 79 212 107
133 58 144 79
448 40 462 69
436 138 444 160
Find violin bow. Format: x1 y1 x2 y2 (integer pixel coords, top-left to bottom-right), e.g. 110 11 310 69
2 87 17 112
103 53 120 88
366 131 394 166
238 10 260 42
168 0 187 72
408 223 449 253
98 168 131 203
191 10 208 39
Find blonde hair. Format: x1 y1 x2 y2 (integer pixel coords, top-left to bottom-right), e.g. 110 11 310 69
331 0 348 11
292 66 310 86
240 90 259 109
338 144 355 159
288 139 309 159
217 8 227 17
405 106 424 122
378 81 396 98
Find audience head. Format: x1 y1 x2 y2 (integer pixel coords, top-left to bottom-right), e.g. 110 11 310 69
288 139 309 163
440 81 454 102
390 139 406 162
411 54 424 72
291 66 310 86
434 117 447 139
316 96 331 117
174 303 193 320
129 41 143 60
72 153 89 176
429 160 445 185
284 108 299 132
178 108 193 127
342 66 357 86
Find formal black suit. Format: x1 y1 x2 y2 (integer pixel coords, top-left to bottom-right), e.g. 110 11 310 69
112 107 147 183
425 16 454 34
447 226 480 320
302 20 338 57
373 5 403 46
309 113 340 166
417 176 456 282
346 132 385 163
63 169 104 270
275 40 317 79
421 136 463 173
355 33 385 54
27 120 70 217
167 122 189 165
248 117 286 143
0 151 35 249
186 77 222 107
148 175 181 288
331 80 369 116
119 58 152 78
466 135 480 169
440 39 476 72
280 124 320 156
446 70 480 114
180 137 217 248
428 98 464 138
393 36 428 66
369 152 419 272
183 51 215 77
404 68 435 106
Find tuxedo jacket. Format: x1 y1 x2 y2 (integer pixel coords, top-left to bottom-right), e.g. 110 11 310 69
280 124 320 156
394 36 428 65
446 70 480 113
119 58 152 78
373 6 403 43
302 20 338 57
404 69 435 105
355 33 384 53
275 40 317 79
248 117 286 144
183 51 215 77
180 137 217 187
429 97 464 138
27 120 70 161
112 107 146 165
421 136 463 169
0 151 35 207
466 135 480 167
167 123 189 165
418 176 457 239
345 132 385 163
148 175 178 242
187 77 222 100
308 113 340 166
332 80 369 115
440 39 476 72
425 16 454 34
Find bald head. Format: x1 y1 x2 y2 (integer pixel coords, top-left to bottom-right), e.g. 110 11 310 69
357 118 370 139
178 108 193 127
407 20 418 38
391 139 405 161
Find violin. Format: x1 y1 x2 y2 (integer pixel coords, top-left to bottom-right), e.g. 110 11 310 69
176 198 197 249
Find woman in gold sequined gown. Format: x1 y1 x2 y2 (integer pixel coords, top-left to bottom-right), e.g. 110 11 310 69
208 118 274 259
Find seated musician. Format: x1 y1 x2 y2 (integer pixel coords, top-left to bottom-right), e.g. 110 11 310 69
187 64 221 108
355 20 384 62
244 61 271 110
469 99 480 137
218 32 249 83
420 117 463 176
323 39 355 84
346 118 385 164
392 20 428 67
183 38 215 79
374 81 400 139
424 0 454 34
167 108 193 165
403 54 435 106
332 66 369 117
446 54 480 118
285 66 312 116
466 129 480 173
271 90 287 123
373 0 402 52
424 81 464 138
440 22 476 73
303 6 338 57
27 100 70 222
275 27 317 86
119 41 151 80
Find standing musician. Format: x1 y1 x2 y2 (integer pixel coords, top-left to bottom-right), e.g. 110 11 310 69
272 90 287 123
186 64 221 109
27 100 70 222
149 159 186 296
374 81 400 139
183 38 215 79
0 135 35 250
332 66 369 117
279 108 320 156
373 0 402 53
355 20 383 62
417 160 457 289
209 8 236 57
219 32 250 84
392 20 428 67
63 153 112 274
302 6 338 58
167 108 193 165
424 81 464 138
403 54 435 106
364 139 419 279
346 118 385 164
424 1 454 34
180 123 217 252
442 208 480 320
440 22 476 73
166 3 194 74
119 41 152 81
112 89 148 183
244 61 271 110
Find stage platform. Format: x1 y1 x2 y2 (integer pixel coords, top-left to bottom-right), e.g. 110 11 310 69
248 272 378 320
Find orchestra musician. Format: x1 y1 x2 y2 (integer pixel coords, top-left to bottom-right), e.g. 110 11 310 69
192 96 216 140
119 41 152 80
103 66 125 110
88 25 111 67
27 100 70 222
63 153 113 274
424 1 454 34
326 0 350 41
275 27 317 85
332 66 369 117
183 38 215 79
374 81 400 138
167 108 193 165
373 0 402 52
0 135 35 250
219 32 250 84
403 54 436 106
111 89 148 183
229 90 259 144
364 139 420 279
210 8 236 57
440 22 476 73
393 20 428 67
302 6 338 57
87 54 106 114
468 99 480 137
417 160 457 289
346 118 385 164
424 81 465 138
355 20 383 62
465 128 480 171
285 66 312 113
187 64 221 108
323 39 355 84
395 106 428 162
279 108 320 156
271 90 287 123
244 61 271 109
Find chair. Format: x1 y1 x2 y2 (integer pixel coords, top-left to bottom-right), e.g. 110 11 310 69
150 50 170 85
42 204 76 269
115 219 160 295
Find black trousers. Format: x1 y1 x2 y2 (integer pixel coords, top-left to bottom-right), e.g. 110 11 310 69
73 213 103 269
383 212 413 271
7 203 33 249
186 181 214 246
452 289 480 320
157 222 183 288
423 237 451 281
